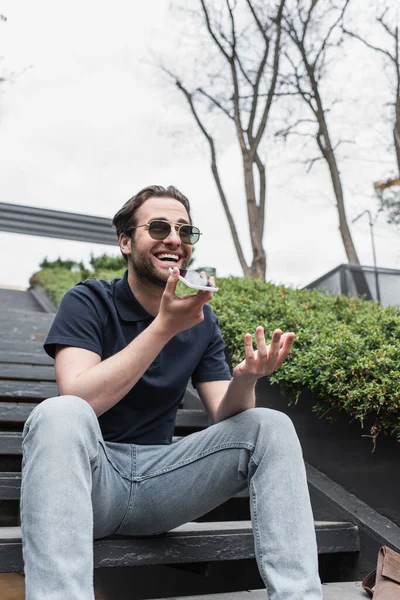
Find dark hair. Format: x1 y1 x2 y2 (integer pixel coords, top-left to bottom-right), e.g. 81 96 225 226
112 185 192 264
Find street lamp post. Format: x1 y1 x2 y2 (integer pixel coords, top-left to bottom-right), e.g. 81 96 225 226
351 210 381 303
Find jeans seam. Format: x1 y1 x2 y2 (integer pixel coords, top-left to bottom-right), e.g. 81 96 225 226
249 455 259 470
132 444 137 478
134 442 255 481
251 479 270 597
114 444 136 535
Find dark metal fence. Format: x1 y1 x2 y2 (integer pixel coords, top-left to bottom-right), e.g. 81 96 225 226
0 202 117 246
305 264 400 308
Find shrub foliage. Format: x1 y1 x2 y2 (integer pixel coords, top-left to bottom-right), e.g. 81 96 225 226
31 260 400 441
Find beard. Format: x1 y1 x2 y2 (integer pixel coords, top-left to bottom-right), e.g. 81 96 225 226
130 243 189 288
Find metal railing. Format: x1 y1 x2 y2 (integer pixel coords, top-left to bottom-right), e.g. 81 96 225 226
0 202 117 246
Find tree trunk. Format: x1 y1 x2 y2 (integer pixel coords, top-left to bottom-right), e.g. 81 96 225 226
250 246 266 279
309 81 361 264
395 91 400 175
320 129 360 264
243 154 266 279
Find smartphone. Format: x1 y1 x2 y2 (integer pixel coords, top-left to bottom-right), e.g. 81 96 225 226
169 268 219 292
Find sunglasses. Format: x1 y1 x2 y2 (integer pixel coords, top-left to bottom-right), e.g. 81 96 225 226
129 220 202 245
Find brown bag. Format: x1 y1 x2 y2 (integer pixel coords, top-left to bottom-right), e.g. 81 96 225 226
362 546 400 598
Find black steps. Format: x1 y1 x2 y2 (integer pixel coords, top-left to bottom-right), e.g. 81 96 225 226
0 520 359 573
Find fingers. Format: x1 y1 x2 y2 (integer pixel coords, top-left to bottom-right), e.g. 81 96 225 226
255 326 268 358
196 272 215 301
242 327 295 378
268 328 282 364
164 266 179 296
275 332 295 370
244 333 255 362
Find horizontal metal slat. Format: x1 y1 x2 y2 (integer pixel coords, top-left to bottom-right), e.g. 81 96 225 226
0 214 114 236
0 402 208 427
0 221 117 246
0 381 58 400
0 202 117 245
0 365 55 382
0 202 113 226
0 433 22 456
0 403 35 424
0 351 53 366
0 474 20 500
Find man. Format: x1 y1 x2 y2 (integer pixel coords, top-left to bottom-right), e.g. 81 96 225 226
21 185 322 600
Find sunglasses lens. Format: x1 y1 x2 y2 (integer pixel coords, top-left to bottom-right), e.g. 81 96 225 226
148 221 201 245
180 225 200 245
148 221 171 240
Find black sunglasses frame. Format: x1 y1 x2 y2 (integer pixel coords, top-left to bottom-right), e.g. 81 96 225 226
127 220 202 246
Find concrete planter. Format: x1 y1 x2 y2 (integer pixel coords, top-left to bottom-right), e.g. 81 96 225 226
255 378 400 527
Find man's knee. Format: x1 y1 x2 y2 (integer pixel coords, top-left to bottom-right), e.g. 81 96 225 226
23 395 97 444
237 407 301 457
240 407 295 434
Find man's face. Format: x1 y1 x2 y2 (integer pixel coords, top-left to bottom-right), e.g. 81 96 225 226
127 197 193 287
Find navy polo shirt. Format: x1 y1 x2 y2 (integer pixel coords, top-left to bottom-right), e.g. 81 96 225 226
44 271 231 445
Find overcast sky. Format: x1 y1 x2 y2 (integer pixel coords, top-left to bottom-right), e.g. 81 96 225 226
0 0 399 291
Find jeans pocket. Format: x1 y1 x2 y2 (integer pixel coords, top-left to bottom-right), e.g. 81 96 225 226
99 440 133 480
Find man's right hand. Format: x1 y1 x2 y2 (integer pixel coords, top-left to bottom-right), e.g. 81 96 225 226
156 267 215 337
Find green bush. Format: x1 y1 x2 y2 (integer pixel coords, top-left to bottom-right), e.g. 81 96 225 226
31 260 400 441
30 268 84 306
88 253 126 272
210 278 400 442
39 257 85 271
30 255 125 306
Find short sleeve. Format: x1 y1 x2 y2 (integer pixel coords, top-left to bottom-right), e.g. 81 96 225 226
191 311 231 386
44 285 104 359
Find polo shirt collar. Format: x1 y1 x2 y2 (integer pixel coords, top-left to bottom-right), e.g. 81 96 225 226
113 270 153 322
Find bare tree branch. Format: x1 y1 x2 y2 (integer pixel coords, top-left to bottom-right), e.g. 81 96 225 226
244 0 271 140
343 27 396 64
313 0 349 70
250 0 285 157
343 3 400 178
197 88 234 119
377 9 396 39
199 0 231 61
303 153 325 173
279 0 361 266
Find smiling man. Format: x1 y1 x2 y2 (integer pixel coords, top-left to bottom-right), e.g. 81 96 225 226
21 185 322 600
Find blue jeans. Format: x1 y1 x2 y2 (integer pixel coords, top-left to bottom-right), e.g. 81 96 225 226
21 395 322 600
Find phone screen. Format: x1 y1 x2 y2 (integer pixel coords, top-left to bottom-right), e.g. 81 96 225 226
179 269 214 288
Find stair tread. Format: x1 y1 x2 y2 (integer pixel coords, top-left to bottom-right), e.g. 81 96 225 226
0 520 358 541
130 581 366 599
0 290 46 313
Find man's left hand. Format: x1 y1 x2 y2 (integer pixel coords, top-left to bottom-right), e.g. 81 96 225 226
233 327 295 382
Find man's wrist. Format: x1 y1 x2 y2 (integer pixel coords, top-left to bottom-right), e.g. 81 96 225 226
232 369 259 387
151 315 177 343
